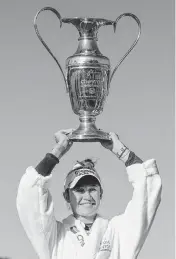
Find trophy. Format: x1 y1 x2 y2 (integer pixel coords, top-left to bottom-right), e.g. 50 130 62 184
34 7 141 142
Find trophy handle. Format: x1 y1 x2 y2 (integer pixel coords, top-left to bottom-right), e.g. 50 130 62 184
34 7 68 92
110 13 141 83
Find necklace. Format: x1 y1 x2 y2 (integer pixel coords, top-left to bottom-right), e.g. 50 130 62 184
84 223 93 235
84 223 93 230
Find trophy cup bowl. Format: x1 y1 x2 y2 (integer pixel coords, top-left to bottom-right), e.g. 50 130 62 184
34 8 141 142
65 18 112 141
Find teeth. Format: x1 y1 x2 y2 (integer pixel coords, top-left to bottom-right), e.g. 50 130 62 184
81 203 93 205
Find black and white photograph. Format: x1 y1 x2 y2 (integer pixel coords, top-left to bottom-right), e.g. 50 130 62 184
0 0 174 259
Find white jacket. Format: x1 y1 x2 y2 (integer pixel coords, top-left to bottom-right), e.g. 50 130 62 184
16 159 162 259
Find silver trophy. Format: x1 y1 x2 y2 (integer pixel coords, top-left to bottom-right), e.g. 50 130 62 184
34 7 141 142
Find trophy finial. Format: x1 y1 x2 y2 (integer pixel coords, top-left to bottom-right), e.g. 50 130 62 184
62 18 114 40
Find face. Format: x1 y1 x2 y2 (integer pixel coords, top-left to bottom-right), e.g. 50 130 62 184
68 184 101 217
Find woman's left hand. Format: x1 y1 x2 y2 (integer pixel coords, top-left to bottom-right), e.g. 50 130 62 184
100 132 127 156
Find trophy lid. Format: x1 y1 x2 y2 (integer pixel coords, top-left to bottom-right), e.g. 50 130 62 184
62 17 114 40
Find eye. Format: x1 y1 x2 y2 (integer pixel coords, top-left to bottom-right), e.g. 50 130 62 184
74 187 85 193
89 187 97 192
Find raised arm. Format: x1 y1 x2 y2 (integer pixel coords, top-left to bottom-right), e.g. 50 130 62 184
118 158 161 259
16 129 73 259
101 132 162 259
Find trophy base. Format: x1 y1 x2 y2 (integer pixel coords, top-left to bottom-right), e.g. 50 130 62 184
69 115 110 142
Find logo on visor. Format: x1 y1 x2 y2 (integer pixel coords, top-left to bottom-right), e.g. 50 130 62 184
74 169 96 177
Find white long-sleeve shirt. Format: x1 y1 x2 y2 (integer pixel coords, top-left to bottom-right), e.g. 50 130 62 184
16 159 162 259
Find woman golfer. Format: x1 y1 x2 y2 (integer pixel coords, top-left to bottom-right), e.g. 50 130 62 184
16 129 162 259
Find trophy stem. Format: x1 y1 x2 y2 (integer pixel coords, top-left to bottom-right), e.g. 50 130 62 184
69 114 110 142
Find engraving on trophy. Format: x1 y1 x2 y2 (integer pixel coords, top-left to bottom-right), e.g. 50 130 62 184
67 67 109 116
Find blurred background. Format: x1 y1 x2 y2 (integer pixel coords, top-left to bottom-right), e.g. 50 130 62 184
0 0 174 259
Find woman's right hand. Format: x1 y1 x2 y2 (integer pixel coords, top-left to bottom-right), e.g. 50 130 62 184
51 129 74 160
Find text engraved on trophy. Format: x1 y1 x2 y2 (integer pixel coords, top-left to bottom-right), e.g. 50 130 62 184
68 67 109 115
79 69 104 99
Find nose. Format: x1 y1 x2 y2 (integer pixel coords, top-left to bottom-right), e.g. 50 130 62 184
83 190 92 200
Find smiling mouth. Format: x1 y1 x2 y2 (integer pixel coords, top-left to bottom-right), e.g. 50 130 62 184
80 202 95 205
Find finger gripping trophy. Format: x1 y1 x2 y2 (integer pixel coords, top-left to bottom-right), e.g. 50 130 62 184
34 7 141 142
